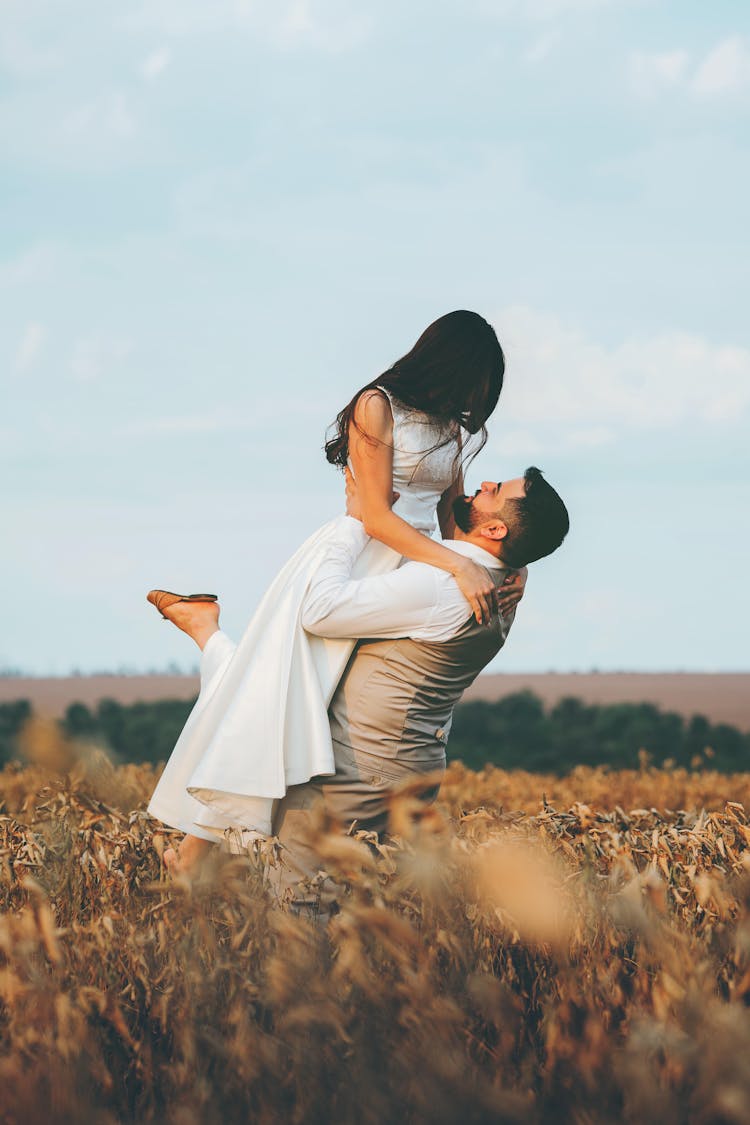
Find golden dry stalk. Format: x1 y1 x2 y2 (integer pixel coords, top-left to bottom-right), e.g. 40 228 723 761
1 754 750 1123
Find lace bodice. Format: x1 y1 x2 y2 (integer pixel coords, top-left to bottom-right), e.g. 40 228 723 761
374 386 459 534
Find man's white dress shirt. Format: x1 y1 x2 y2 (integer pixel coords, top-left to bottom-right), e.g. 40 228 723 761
301 516 513 644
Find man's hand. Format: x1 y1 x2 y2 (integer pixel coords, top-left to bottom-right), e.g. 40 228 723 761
498 567 528 618
344 466 398 522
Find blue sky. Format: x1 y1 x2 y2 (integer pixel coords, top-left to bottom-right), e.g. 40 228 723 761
2 0 749 674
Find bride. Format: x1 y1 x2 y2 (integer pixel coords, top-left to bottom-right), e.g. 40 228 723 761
146 310 524 872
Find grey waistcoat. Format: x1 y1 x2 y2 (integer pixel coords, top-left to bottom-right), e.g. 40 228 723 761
328 583 508 765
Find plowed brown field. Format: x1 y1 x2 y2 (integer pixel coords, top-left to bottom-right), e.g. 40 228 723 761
3 671 748 728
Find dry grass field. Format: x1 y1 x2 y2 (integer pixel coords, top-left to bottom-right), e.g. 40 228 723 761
2 725 750 1123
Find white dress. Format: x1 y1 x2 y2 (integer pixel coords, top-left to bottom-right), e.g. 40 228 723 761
147 389 459 839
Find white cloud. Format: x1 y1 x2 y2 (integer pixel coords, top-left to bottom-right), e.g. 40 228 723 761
0 244 57 287
565 426 614 448
13 322 46 375
524 32 558 64
577 589 627 624
125 397 323 437
70 338 133 382
128 412 259 436
61 93 136 142
486 429 545 458
126 0 372 52
494 305 750 433
629 48 689 97
692 35 750 97
140 46 172 80
272 0 372 51
629 36 750 100
0 30 62 76
475 0 639 21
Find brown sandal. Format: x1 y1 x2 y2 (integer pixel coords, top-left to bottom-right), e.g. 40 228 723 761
147 589 218 620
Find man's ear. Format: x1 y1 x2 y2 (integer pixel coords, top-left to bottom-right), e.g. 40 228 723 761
479 520 508 543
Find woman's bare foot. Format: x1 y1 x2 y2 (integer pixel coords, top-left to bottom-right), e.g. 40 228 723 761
163 834 215 876
160 600 221 651
163 846 181 874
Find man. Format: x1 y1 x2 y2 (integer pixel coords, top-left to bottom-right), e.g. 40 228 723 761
267 466 569 912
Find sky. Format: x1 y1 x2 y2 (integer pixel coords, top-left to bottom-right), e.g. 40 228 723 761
2 0 749 675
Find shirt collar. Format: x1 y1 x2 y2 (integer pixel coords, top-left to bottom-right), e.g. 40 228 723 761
440 538 507 571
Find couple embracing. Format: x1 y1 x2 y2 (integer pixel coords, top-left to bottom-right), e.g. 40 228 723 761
146 311 569 912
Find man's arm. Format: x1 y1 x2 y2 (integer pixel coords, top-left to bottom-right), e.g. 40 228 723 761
301 517 449 640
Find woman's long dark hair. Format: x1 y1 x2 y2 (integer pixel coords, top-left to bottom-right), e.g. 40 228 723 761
324 310 504 471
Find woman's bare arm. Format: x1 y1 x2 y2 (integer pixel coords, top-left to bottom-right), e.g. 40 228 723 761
435 450 527 617
348 391 497 624
436 460 464 541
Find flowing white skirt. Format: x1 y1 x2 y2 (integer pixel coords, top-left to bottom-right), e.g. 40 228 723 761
147 515 403 839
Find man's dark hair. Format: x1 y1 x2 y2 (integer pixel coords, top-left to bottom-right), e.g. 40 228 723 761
499 467 569 568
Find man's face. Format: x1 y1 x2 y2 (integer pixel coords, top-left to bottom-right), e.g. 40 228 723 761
452 478 527 534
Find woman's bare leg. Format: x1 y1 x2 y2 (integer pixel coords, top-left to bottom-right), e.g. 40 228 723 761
159 599 222 874
163 834 215 874
159 599 221 651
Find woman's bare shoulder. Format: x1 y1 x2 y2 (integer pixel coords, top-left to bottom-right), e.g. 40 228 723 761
351 387 393 437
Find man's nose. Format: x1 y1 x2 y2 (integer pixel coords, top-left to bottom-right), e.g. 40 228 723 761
480 481 498 495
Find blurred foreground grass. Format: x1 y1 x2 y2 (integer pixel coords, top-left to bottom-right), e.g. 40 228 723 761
2 719 750 1124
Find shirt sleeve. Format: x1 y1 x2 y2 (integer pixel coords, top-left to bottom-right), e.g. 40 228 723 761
300 517 445 640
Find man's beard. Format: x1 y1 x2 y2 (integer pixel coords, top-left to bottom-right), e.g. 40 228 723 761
451 494 477 533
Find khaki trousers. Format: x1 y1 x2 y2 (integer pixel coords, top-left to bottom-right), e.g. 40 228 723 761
268 738 445 916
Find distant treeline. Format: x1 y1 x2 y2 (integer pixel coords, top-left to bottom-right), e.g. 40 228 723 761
449 693 750 773
0 692 748 774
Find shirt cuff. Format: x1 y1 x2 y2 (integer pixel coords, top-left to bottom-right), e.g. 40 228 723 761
339 516 370 552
